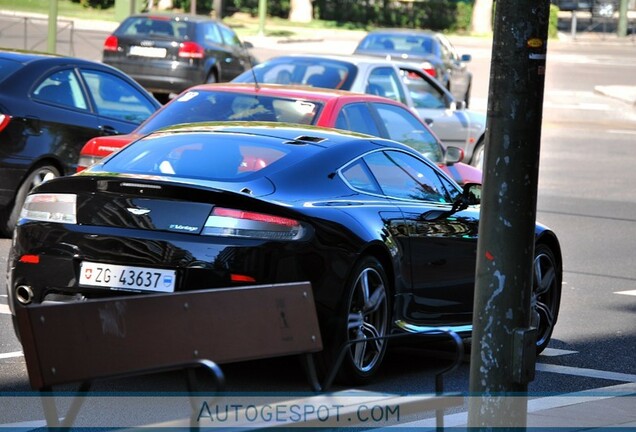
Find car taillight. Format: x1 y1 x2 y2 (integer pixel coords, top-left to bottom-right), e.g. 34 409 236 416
420 62 437 78
178 41 204 59
77 155 103 173
0 114 10 132
202 207 305 240
104 35 118 52
20 194 77 224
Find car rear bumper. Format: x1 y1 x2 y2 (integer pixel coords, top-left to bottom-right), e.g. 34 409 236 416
103 59 204 94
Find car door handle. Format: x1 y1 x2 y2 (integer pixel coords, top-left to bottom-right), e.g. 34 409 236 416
99 125 119 136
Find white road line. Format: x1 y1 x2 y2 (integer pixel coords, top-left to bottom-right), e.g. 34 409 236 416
608 130 636 135
536 363 636 382
0 304 11 315
0 351 23 359
540 348 578 357
615 290 636 296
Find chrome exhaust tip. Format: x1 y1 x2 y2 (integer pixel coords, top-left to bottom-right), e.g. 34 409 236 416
15 285 34 305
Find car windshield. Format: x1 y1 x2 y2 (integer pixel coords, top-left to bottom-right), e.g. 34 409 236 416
115 16 190 40
100 131 302 181
358 34 439 56
136 90 324 134
233 57 358 90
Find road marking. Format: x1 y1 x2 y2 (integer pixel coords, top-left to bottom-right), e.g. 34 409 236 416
0 351 23 360
615 290 636 296
536 363 636 382
0 304 11 315
540 348 578 357
609 130 636 135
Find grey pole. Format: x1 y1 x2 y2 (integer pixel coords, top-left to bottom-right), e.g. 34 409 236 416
47 0 58 54
467 0 550 428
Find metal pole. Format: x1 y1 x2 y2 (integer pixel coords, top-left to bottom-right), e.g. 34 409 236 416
617 0 628 37
258 0 267 37
467 0 550 428
571 10 577 39
47 0 58 54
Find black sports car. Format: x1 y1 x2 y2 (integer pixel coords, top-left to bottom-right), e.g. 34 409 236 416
6 123 562 384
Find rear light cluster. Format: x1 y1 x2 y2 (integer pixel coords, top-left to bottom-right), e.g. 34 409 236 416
0 114 10 132
420 61 437 78
202 207 305 240
104 35 118 52
77 155 103 173
21 194 77 224
178 42 204 59
20 195 305 241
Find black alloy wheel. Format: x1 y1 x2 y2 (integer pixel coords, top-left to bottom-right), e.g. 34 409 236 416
532 243 562 353
338 256 390 384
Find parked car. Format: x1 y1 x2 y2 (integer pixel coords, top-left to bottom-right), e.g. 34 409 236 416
353 29 473 107
0 49 160 237
102 13 256 103
78 83 482 185
7 123 562 383
232 54 486 165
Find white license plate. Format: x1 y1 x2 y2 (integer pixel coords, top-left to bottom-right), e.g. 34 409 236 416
129 46 167 58
79 262 176 293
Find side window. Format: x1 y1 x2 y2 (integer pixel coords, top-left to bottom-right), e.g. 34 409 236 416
364 150 451 203
219 24 241 47
33 69 87 110
366 67 407 104
340 159 383 195
80 69 156 124
373 103 443 163
202 22 223 44
335 103 381 136
400 69 447 109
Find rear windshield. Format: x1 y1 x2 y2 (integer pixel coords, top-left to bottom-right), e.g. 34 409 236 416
137 90 324 134
233 57 358 91
115 16 191 40
358 34 439 56
101 131 304 181
0 58 22 83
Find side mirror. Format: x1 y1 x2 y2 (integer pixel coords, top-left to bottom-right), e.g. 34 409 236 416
449 100 466 111
461 54 472 62
243 41 254 49
444 146 464 165
462 182 481 205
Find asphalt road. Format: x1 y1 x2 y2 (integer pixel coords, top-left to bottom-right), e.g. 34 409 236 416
1 13 636 428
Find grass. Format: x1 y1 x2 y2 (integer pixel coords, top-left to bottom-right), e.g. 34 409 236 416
0 0 366 39
0 0 117 21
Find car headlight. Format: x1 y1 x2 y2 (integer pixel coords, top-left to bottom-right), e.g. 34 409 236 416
20 193 77 224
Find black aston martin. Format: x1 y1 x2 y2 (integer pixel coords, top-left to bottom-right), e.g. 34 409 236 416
6 123 562 384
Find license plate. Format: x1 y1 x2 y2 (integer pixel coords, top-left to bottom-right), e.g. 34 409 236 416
129 46 167 58
79 262 176 293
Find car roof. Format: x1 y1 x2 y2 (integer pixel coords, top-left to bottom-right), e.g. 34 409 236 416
265 53 403 68
127 12 218 23
155 122 405 151
184 82 400 104
365 28 438 36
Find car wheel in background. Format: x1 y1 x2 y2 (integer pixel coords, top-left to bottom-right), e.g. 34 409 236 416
2 164 60 236
532 243 562 354
471 141 485 170
336 256 390 384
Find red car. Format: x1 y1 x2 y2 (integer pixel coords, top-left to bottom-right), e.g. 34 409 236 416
78 83 481 185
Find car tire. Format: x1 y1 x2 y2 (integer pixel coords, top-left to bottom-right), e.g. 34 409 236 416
471 141 485 170
1 164 60 237
333 256 391 384
532 243 562 354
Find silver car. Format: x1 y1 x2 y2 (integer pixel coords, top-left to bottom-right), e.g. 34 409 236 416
232 54 485 167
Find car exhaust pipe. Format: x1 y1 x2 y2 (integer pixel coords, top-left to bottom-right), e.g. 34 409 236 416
15 285 34 305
